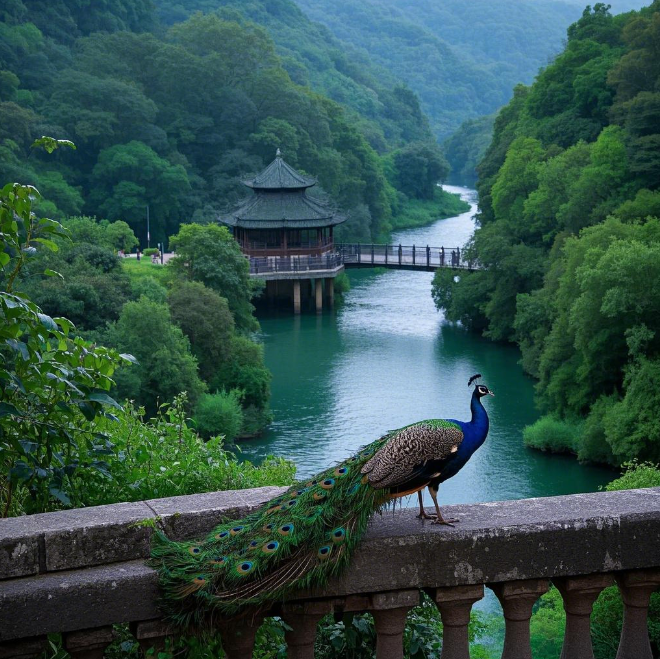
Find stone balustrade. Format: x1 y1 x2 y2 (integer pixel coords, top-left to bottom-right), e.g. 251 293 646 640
1 486 660 658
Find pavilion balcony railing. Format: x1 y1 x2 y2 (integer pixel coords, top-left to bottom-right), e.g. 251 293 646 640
249 253 343 275
1 486 660 659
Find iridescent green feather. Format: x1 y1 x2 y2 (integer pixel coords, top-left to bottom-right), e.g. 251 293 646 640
150 435 394 627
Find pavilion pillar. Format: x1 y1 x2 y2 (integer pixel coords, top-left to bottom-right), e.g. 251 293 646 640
326 278 334 309
315 279 323 313
293 280 301 314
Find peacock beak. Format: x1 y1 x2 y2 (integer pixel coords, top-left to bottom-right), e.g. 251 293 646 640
488 391 495 396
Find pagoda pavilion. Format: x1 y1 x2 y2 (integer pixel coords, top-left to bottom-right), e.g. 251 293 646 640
221 150 345 313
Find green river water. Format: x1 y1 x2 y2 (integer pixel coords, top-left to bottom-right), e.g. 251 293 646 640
241 186 615 509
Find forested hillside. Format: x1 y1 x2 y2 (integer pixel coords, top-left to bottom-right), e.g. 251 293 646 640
1 0 466 246
295 0 581 139
154 0 433 152
433 3 660 467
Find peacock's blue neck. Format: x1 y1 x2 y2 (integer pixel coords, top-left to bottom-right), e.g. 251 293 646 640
460 392 490 450
437 391 491 483
466 391 489 448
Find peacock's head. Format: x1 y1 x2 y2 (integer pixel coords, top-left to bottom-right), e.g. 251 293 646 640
468 373 494 398
474 384 494 398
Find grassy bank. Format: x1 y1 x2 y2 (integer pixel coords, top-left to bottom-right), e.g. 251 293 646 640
390 187 470 233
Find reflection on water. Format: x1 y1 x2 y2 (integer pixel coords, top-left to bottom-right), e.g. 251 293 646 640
242 186 613 506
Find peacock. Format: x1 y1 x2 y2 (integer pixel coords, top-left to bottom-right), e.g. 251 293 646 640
150 374 493 626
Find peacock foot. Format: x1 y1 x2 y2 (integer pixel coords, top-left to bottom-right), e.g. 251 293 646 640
431 517 459 526
416 509 437 520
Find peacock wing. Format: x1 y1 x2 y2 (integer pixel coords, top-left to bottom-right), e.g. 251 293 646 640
360 420 464 490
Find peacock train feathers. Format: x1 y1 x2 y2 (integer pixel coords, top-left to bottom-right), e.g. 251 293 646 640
150 376 493 627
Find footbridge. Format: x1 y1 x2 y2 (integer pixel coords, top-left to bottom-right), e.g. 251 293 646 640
248 243 477 277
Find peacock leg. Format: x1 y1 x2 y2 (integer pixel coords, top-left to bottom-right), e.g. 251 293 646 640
429 484 459 526
416 489 437 520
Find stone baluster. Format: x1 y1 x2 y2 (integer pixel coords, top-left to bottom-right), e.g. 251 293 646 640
281 600 333 659
431 584 484 659
490 579 549 659
615 569 660 659
369 590 419 659
554 574 614 659
218 613 265 659
129 619 173 656
63 626 114 659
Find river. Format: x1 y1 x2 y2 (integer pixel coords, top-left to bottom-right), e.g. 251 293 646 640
241 186 614 509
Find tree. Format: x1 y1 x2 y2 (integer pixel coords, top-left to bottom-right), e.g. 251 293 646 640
169 224 259 332
89 141 191 245
168 281 235 382
104 220 139 253
391 141 450 201
108 298 205 416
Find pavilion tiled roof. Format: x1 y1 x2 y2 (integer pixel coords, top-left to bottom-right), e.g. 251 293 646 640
243 151 316 190
221 150 345 230
222 192 344 229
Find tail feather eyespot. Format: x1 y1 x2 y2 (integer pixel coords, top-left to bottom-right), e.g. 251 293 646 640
331 527 347 544
320 478 335 490
210 556 226 566
215 531 230 540
313 491 327 501
236 561 254 575
334 467 349 477
193 576 207 585
188 546 201 556
263 523 275 533
317 545 332 560
248 540 260 551
230 526 245 536
278 523 294 536
262 541 279 554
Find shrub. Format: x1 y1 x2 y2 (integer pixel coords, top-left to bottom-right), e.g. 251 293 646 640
131 276 168 303
60 394 294 508
604 461 660 492
195 390 244 441
523 415 582 454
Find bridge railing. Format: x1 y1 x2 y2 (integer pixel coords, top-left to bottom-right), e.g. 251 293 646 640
338 243 476 269
247 245 478 276
1 487 660 658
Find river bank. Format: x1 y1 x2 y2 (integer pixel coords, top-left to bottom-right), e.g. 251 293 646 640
388 185 470 234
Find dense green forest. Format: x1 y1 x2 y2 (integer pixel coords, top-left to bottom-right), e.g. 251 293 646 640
433 2 660 467
294 0 582 140
443 115 496 186
0 0 466 247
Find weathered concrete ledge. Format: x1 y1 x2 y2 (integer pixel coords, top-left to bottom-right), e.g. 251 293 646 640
0 486 287 580
1 487 660 643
